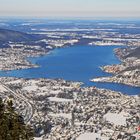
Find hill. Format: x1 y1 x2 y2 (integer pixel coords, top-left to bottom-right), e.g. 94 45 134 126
0 28 38 42
124 47 140 59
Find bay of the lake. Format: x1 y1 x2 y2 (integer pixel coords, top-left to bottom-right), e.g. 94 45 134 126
0 45 140 95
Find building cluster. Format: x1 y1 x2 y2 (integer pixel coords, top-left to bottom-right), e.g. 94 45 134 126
0 77 139 140
92 45 140 87
0 43 48 71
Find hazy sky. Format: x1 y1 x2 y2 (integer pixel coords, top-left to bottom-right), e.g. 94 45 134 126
0 0 140 17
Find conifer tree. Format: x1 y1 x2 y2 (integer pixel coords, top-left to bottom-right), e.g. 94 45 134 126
0 98 34 140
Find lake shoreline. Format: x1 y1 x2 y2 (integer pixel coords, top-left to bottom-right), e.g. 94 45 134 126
0 45 140 95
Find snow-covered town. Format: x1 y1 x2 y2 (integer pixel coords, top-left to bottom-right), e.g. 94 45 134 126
0 77 139 140
0 19 140 140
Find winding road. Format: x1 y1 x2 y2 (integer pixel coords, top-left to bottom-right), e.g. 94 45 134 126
0 82 34 123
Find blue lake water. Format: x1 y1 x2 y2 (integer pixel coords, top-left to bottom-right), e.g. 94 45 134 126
0 45 140 95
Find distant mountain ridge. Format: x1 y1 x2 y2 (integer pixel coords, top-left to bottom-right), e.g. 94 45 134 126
0 28 38 42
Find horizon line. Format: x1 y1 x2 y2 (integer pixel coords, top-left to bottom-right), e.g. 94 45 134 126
0 16 140 20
